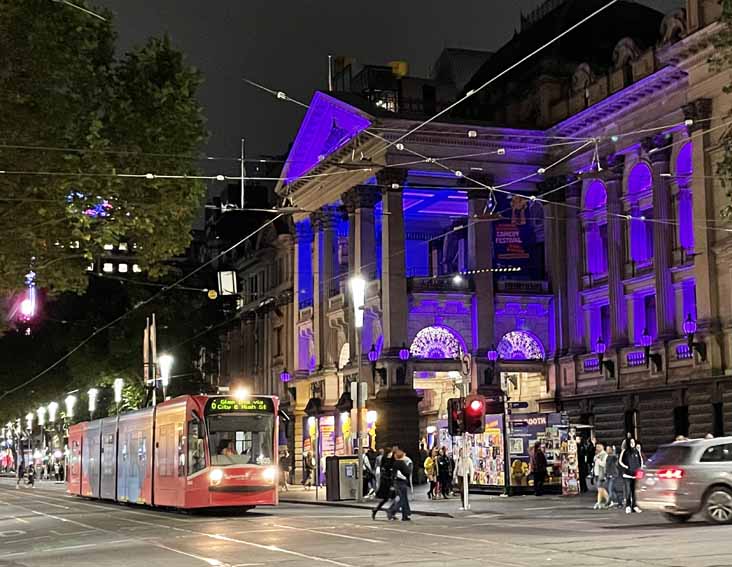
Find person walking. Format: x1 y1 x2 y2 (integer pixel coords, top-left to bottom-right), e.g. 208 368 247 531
578 438 591 493
424 448 438 499
604 445 620 508
437 446 451 498
593 443 608 509
619 438 643 514
417 443 428 485
362 450 375 498
279 448 291 492
372 447 395 520
302 451 315 490
15 460 24 489
26 463 35 488
530 441 548 496
453 448 474 510
387 449 412 521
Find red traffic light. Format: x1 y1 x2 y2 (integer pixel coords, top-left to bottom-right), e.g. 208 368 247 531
469 399 483 412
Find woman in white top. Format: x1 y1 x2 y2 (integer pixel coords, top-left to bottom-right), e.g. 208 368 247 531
593 442 608 509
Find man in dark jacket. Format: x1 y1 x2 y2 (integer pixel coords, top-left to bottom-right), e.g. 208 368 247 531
619 438 643 513
437 447 452 498
372 448 395 519
387 449 412 521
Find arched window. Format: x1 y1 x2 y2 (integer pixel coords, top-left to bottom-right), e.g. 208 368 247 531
583 180 608 276
627 163 654 264
497 330 545 361
676 142 694 251
409 325 465 359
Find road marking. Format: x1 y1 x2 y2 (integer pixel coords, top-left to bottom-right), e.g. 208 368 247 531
271 523 385 544
523 506 556 511
154 542 229 566
15 516 29 524
210 533 355 566
0 530 25 537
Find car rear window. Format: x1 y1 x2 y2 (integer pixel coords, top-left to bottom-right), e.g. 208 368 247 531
647 446 693 466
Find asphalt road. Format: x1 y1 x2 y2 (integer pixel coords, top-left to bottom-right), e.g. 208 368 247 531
0 480 730 566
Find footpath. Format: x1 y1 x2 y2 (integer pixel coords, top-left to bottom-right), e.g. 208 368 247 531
279 484 596 518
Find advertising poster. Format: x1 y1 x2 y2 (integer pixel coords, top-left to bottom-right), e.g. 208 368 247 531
493 194 545 278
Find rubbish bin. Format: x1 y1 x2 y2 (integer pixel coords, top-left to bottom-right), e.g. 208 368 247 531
325 456 359 501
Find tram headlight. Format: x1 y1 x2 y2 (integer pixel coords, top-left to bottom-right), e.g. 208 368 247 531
209 468 224 486
262 466 277 484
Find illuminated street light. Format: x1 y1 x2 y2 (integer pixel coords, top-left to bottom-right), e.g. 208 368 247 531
47 401 59 422
88 388 99 416
349 276 366 329
65 394 77 420
25 412 33 431
113 378 124 404
36 406 46 427
158 354 173 390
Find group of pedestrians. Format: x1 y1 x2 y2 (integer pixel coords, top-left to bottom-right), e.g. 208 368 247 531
586 436 644 514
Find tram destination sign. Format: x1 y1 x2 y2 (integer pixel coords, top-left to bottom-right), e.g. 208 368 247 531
205 397 274 414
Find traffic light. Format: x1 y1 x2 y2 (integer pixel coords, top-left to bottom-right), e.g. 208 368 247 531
447 398 464 436
464 395 486 434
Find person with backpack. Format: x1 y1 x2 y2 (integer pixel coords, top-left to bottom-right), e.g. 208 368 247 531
619 438 643 513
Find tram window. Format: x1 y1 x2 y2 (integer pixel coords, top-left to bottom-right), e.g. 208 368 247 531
177 431 185 477
188 416 205 475
208 413 274 466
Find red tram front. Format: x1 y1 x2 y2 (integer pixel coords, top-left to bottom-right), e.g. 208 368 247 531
67 394 279 510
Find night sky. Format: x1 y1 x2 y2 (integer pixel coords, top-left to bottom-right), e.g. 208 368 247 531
94 0 684 167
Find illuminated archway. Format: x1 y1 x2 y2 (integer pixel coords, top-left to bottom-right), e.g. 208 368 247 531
497 330 545 361
409 325 465 359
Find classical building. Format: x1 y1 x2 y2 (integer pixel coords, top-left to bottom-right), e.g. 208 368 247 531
227 0 730 475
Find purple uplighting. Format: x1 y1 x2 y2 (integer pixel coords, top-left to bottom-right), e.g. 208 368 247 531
585 180 607 210
497 330 544 361
676 143 695 251
628 162 652 195
409 325 464 359
282 92 371 185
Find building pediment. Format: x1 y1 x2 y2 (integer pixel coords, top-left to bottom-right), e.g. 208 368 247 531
280 91 373 187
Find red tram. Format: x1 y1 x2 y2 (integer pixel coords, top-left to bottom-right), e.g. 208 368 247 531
67 394 279 510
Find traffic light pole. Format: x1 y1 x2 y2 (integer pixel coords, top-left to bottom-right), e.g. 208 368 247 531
459 354 471 511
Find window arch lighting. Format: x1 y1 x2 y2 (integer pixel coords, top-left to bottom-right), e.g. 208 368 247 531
584 180 607 210
497 330 545 361
409 325 464 359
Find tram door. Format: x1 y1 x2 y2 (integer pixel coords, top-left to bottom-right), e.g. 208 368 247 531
100 417 118 500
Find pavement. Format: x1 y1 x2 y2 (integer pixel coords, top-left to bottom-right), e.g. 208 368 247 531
0 478 731 566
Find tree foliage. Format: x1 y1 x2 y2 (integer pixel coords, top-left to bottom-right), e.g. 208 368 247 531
0 0 207 295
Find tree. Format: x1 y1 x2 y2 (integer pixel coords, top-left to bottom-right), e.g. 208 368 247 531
710 0 732 217
0 1 207 295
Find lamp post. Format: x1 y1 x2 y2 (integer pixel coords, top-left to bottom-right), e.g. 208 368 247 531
65 394 77 423
25 412 33 466
37 406 46 452
683 313 707 362
349 275 366 503
487 345 499 386
113 378 124 414
368 344 378 384
158 354 173 401
398 343 410 386
88 388 99 420
641 329 663 372
280 369 291 384
595 337 615 379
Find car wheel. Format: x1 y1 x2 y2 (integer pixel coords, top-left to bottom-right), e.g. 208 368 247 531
704 487 732 524
663 512 691 523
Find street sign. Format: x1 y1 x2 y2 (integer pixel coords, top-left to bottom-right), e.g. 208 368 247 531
509 401 529 409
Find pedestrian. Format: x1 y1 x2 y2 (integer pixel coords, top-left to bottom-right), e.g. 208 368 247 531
387 449 411 521
530 441 548 496
362 449 375 498
453 448 474 510
26 464 35 488
16 460 24 489
279 448 291 492
53 461 60 482
593 443 608 509
424 448 438 499
418 443 428 484
578 437 592 493
372 447 396 520
437 446 451 498
302 450 315 490
375 448 385 488
604 445 620 508
619 438 643 514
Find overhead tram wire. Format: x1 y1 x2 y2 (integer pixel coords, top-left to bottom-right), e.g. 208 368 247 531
365 0 620 160
0 213 283 402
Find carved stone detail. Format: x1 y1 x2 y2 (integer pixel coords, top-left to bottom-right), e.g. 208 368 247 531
682 98 712 133
342 185 381 213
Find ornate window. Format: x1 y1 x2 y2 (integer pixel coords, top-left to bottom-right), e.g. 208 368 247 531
583 180 608 276
627 163 654 264
409 325 464 359
497 330 545 361
675 142 694 252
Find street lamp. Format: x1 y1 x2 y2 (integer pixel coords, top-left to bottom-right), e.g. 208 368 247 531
279 369 291 383
47 401 58 423
88 388 99 419
65 394 77 421
487 345 499 386
349 275 366 503
397 343 410 386
37 407 46 452
595 337 615 379
158 353 173 400
113 378 124 407
25 412 33 432
367 344 379 384
683 313 707 362
641 328 663 372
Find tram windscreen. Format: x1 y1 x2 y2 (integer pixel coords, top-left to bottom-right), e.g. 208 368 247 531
207 413 274 466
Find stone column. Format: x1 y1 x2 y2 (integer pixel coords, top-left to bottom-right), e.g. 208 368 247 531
683 99 717 330
311 206 339 369
603 157 629 347
565 184 585 352
643 135 676 339
377 168 409 353
464 180 495 357
293 221 312 372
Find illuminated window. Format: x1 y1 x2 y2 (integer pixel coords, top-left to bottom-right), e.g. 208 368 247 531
118 263 128 273
118 242 128 252
583 180 608 276
70 241 80 249
103 263 114 273
103 244 114 251
132 264 142 273
87 264 94 271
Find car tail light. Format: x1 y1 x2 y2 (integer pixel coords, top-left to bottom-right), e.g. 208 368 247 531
657 467 684 480
635 470 645 480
